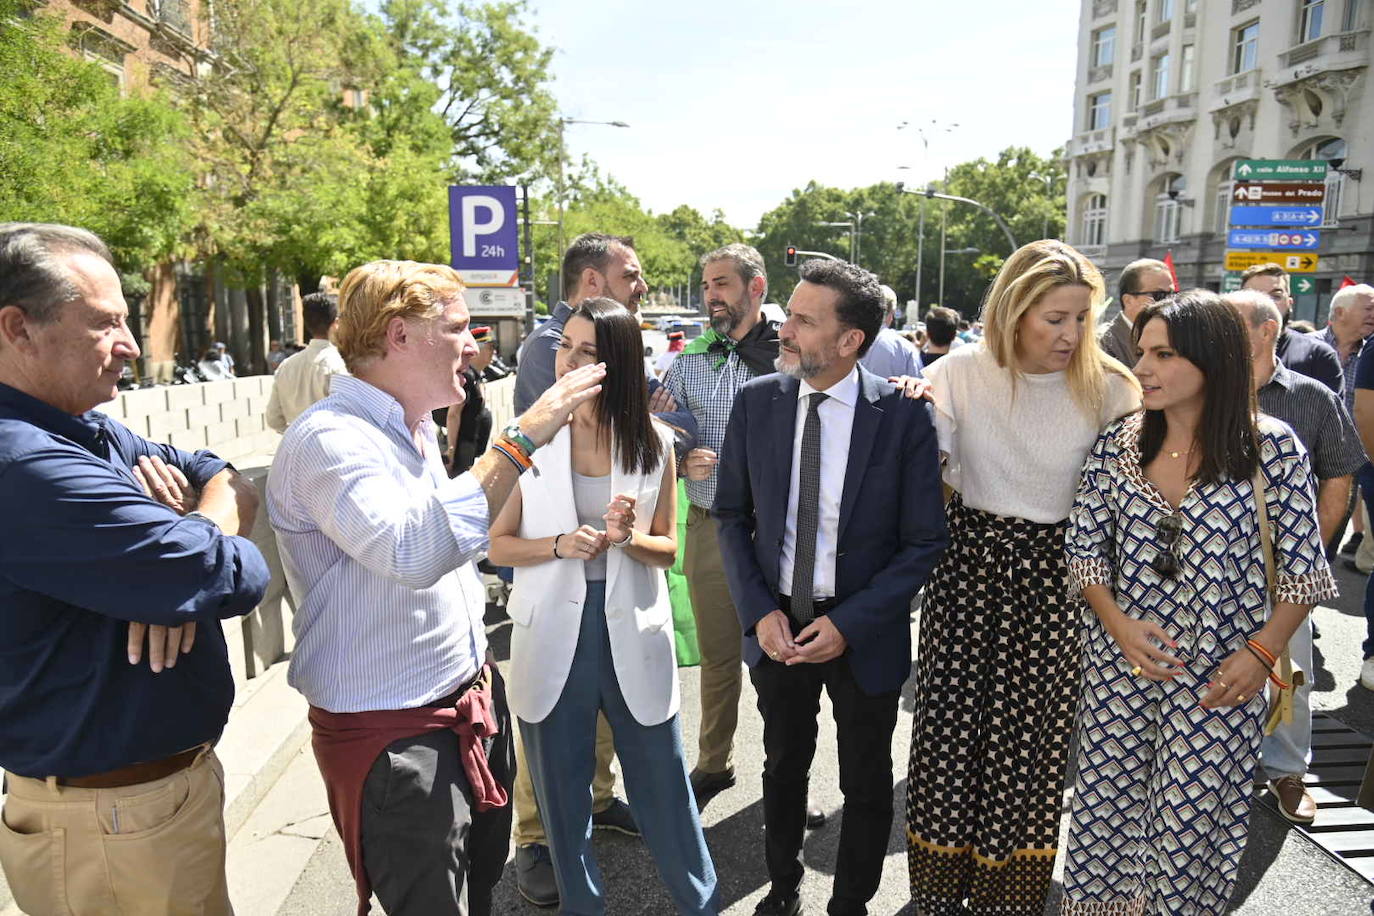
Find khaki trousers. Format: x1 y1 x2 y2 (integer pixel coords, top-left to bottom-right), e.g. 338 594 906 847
685 503 743 774
0 750 232 916
513 712 617 846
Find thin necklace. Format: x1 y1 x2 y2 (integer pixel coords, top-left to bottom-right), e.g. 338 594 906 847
1166 441 1196 460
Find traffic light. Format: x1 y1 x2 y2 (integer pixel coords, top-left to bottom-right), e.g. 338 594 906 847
785 245 797 266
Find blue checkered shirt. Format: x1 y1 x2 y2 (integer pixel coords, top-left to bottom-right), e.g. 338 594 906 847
662 348 771 508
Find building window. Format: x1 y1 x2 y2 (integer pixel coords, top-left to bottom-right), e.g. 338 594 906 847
1214 175 1234 233
1300 0 1325 42
1128 70 1143 110
1092 26 1117 66
1087 91 1113 130
1154 174 1185 243
1185 0 1198 10
1081 194 1109 247
1157 0 1174 21
1136 0 1148 39
1151 52 1170 99
1179 44 1196 92
1345 0 1367 31
1232 20 1259 73
1302 136 1346 225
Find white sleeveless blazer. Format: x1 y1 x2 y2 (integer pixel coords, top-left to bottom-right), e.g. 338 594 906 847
506 423 678 726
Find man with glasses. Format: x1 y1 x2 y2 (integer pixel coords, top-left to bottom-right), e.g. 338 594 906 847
1240 263 1343 395
1099 259 1175 366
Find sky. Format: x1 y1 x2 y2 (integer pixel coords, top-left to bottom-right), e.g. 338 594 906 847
525 0 1084 231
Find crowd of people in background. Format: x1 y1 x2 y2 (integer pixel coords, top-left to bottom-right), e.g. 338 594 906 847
1 217 1372 916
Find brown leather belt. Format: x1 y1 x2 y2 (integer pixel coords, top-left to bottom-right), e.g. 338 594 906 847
56 745 203 789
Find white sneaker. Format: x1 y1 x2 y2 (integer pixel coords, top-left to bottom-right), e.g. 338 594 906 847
1361 656 1374 691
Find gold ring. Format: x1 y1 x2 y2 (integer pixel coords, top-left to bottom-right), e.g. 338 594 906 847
1217 680 1228 689
770 652 780 660
1237 694 1247 701
1131 666 1143 676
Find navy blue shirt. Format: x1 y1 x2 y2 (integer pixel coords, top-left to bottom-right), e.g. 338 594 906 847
0 383 270 777
1277 326 1344 397
1357 338 1374 392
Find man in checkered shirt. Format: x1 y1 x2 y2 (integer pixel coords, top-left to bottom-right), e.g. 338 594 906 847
655 243 782 802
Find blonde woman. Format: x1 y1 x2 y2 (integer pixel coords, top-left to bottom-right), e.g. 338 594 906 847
906 241 1141 915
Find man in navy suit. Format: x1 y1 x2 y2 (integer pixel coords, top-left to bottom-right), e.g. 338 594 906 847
714 259 948 916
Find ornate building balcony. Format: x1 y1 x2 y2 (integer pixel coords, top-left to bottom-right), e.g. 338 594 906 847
1068 126 1116 158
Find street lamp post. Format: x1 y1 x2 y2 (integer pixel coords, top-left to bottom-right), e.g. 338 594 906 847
817 220 856 260
1028 171 1055 240
556 117 630 288
897 118 958 311
847 211 875 267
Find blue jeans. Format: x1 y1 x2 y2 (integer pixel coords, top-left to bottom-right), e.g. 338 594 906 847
519 581 719 915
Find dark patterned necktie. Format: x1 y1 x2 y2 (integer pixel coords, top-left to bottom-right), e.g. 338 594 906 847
791 392 828 624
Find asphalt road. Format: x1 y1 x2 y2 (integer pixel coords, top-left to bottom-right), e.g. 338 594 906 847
275 555 1374 914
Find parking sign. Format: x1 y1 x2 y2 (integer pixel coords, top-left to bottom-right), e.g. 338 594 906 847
449 185 519 287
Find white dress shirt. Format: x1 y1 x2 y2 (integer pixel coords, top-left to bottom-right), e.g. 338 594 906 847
778 365 858 600
266 339 349 433
266 375 490 713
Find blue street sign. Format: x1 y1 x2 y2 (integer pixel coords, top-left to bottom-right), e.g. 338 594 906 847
1228 205 1324 227
449 185 520 285
1226 229 1321 250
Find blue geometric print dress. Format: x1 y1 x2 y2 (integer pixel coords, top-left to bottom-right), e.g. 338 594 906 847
1061 412 1337 915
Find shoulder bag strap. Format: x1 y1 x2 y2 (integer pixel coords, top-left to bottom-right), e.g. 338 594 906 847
1254 465 1297 736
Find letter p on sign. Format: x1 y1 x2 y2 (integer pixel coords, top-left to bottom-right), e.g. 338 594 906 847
460 196 504 257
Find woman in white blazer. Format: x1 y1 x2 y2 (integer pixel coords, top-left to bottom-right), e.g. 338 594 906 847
489 298 718 915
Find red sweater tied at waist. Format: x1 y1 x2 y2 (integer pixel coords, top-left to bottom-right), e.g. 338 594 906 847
308 664 508 915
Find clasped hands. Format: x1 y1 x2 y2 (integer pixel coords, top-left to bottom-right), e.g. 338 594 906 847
1109 615 1272 708
558 493 638 560
756 608 847 666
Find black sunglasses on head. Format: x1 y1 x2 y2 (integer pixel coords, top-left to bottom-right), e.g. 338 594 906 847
1150 512 1183 578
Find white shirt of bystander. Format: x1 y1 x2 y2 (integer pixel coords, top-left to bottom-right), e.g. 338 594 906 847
265 338 349 433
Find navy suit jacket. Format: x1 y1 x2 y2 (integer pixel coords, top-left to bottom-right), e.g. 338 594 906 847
712 366 949 696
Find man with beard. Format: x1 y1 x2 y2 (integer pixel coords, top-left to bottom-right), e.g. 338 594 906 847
654 243 781 805
713 259 948 915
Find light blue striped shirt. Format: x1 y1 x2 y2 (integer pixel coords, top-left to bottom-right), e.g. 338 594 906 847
267 375 489 713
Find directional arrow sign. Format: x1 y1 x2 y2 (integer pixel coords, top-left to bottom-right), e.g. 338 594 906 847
1233 159 1328 180
1292 276 1315 295
1231 182 1326 204
1229 205 1324 226
1224 251 1320 272
1227 229 1320 250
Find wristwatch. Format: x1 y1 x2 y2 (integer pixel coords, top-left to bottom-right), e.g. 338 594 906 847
502 422 536 456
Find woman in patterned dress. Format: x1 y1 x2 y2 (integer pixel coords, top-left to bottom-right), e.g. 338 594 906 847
1062 291 1336 914
906 241 1140 915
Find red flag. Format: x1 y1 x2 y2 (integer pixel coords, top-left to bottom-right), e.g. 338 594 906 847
1340 275 1358 289
1164 250 1180 291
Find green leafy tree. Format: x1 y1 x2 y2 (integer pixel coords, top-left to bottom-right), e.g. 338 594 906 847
0 0 192 272
379 0 559 183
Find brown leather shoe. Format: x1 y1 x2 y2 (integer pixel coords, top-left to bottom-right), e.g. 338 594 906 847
1269 775 1317 824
